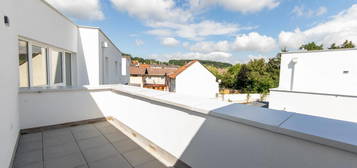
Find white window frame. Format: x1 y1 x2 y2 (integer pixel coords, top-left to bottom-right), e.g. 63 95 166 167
18 37 74 88
49 48 66 87
28 41 49 87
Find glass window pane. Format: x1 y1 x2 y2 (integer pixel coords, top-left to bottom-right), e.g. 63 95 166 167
121 58 126 76
19 40 29 87
65 53 72 86
32 45 48 87
51 51 63 84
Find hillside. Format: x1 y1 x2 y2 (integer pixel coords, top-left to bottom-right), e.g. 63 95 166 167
127 54 232 68
168 59 232 68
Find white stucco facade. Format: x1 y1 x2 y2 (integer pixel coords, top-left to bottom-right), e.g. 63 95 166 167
276 49 357 95
173 61 219 98
0 1 128 167
270 49 357 122
78 26 127 86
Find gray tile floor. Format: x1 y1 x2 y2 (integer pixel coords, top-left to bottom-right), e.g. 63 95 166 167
14 121 169 168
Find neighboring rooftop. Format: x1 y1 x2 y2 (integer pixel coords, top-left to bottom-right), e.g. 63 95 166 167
168 60 198 79
130 66 178 76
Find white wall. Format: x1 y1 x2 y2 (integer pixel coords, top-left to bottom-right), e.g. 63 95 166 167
130 76 143 86
77 27 100 86
19 90 105 129
98 30 125 85
0 1 20 167
18 87 357 168
14 0 78 52
278 50 357 95
77 27 129 86
175 62 219 98
145 76 166 85
269 90 357 123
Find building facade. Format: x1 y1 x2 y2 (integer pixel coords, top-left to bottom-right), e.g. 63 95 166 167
168 60 219 98
269 49 357 122
130 65 178 90
0 1 129 166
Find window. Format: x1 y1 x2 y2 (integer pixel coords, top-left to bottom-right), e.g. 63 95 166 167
18 40 29 87
51 50 63 85
121 57 127 76
31 45 48 86
65 53 72 86
18 39 74 88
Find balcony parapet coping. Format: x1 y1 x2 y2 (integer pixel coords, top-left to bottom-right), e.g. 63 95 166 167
19 84 357 154
270 88 357 98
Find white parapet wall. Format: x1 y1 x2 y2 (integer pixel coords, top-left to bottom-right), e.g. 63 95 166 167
19 85 357 168
269 89 357 123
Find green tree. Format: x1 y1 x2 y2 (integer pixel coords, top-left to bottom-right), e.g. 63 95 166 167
234 64 251 92
328 43 340 49
266 54 281 88
299 42 323 51
341 40 355 48
233 58 278 93
221 64 241 88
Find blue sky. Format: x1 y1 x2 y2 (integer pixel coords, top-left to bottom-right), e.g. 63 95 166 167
46 0 357 64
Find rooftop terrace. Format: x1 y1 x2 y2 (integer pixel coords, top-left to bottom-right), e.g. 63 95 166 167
14 121 169 168
11 85 357 168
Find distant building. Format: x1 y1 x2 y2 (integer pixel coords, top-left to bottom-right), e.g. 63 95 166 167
129 65 178 90
269 48 357 122
168 60 219 98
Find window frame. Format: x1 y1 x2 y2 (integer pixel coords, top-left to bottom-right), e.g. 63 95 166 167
18 40 30 88
18 37 74 88
30 43 49 87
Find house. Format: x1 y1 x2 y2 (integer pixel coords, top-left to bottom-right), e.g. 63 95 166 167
2 1 357 168
168 60 219 98
129 65 178 90
9 0 129 89
269 48 357 122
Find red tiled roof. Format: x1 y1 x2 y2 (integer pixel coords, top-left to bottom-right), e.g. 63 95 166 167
130 66 178 76
168 60 198 78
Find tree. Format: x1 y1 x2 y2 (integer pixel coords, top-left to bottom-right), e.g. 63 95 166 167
266 54 281 88
341 40 355 48
281 47 288 52
221 64 241 88
328 43 340 49
329 40 355 49
299 42 323 51
234 64 251 92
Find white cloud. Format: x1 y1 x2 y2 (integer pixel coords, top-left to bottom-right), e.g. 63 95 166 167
149 51 232 62
280 4 357 49
184 32 276 53
147 29 173 36
109 0 261 41
316 7 328 16
232 32 277 52
161 37 180 46
190 0 279 13
148 20 240 40
135 39 144 46
110 0 191 23
292 5 327 17
187 41 230 52
45 0 104 20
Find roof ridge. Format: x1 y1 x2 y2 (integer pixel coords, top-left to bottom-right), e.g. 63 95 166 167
168 60 198 78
